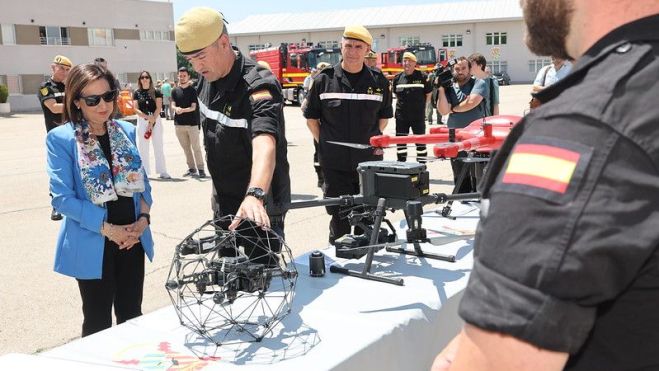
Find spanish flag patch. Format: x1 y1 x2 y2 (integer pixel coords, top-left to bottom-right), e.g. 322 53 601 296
497 138 593 202
503 144 579 193
250 90 272 101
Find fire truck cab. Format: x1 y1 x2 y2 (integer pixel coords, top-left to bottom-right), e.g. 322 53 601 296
250 43 341 105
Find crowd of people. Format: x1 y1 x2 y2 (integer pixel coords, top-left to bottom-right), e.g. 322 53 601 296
37 2 659 370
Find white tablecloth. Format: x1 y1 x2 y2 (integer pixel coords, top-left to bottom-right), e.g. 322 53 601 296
40 202 480 371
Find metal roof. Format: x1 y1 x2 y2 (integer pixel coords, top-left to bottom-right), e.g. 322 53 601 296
228 0 523 36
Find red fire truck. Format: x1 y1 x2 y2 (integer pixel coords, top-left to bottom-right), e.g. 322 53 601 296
250 43 341 104
379 43 442 80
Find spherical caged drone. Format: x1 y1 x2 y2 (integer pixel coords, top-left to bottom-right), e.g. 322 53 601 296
166 216 298 346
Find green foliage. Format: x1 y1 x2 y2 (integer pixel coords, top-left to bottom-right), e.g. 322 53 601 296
176 49 198 79
0 84 8 104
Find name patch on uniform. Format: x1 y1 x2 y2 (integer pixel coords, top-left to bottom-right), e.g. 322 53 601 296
250 90 272 101
496 137 593 203
40 87 49 96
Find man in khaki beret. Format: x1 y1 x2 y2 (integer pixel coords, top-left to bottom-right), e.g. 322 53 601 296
303 24 393 245
391 50 432 163
175 7 290 252
365 50 378 69
39 55 73 220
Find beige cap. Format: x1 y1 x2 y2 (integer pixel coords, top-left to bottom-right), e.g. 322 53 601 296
175 7 224 54
53 55 72 67
402 52 417 63
343 25 373 46
257 60 271 71
365 51 377 59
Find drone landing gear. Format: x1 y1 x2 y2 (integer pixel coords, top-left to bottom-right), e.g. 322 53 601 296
440 156 488 218
386 200 455 262
329 198 405 286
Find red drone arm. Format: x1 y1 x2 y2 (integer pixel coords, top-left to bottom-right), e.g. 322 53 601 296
369 133 450 147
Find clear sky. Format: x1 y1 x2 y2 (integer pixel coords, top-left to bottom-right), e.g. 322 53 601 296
172 0 473 23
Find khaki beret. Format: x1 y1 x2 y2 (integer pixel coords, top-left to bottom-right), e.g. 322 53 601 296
53 55 72 67
403 52 417 62
343 25 373 46
175 7 224 54
365 51 377 59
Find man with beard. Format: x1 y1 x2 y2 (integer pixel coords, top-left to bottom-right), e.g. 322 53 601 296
432 1 659 370
437 57 486 193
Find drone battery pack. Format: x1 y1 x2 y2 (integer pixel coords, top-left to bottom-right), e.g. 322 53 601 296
358 161 430 209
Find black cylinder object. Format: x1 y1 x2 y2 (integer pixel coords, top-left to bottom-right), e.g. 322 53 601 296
309 250 326 277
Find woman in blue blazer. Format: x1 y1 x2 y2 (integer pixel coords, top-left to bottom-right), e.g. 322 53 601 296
46 64 154 337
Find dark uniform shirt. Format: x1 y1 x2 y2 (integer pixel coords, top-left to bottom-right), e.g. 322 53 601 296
132 89 162 115
38 77 65 132
303 63 393 172
458 15 659 371
392 69 432 122
196 49 291 216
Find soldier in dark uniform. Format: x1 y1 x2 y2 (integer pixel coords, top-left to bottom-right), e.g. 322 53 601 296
391 52 432 163
39 55 72 132
432 1 659 370
39 55 72 221
304 25 393 245
175 8 291 260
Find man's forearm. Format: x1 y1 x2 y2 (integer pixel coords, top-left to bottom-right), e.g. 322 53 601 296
307 119 320 142
249 134 276 193
437 88 451 116
378 118 388 132
453 94 483 113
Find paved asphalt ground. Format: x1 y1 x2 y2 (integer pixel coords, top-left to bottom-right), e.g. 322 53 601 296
0 84 531 355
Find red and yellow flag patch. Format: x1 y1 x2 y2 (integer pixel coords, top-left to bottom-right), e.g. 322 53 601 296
502 143 580 194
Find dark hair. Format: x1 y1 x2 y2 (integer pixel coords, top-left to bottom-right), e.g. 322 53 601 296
178 66 189 74
94 57 106 63
468 53 487 72
137 70 156 101
63 64 118 124
455 56 472 69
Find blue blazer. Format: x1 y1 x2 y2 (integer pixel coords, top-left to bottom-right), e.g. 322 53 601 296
46 120 154 279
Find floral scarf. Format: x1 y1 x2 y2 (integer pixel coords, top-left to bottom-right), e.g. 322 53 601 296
75 120 145 205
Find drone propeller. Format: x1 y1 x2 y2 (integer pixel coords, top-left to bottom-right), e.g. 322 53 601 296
326 140 374 150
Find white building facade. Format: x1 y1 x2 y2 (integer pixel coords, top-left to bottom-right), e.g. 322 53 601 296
228 0 549 84
0 0 177 111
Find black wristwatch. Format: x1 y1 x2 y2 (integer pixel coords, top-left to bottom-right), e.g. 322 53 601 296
138 212 151 225
246 187 267 202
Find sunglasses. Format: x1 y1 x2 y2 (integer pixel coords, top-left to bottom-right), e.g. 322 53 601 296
79 90 118 106
140 76 150 80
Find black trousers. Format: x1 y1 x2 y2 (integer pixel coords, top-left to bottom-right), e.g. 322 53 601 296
395 119 427 163
450 154 478 193
323 167 364 244
77 240 145 337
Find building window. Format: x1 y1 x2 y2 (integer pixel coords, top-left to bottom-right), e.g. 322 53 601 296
528 58 551 74
486 32 507 46
442 34 463 47
248 44 267 51
3 75 22 94
487 60 508 74
1 24 16 45
39 26 69 45
317 40 338 48
399 36 420 46
139 30 170 41
88 28 113 46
